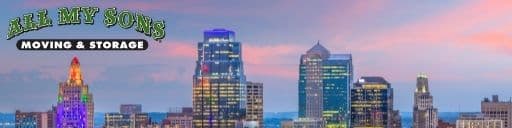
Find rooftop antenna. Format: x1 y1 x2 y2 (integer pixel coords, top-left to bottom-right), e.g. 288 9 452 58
317 40 320 45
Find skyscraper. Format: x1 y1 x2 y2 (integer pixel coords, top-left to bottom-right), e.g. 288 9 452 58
192 29 247 128
350 76 394 128
413 73 438 128
56 57 94 128
298 42 352 127
246 81 264 128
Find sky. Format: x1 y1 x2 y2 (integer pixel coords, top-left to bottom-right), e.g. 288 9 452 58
1 0 512 113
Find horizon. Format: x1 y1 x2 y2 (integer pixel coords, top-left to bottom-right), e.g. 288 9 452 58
2 0 512 114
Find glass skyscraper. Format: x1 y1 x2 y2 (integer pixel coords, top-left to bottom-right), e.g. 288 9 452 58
350 76 393 128
56 57 94 128
298 42 352 127
192 29 246 128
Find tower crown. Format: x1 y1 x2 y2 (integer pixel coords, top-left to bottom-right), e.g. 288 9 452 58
68 56 83 85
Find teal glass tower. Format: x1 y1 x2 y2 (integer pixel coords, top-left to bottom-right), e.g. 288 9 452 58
192 29 246 128
298 42 353 127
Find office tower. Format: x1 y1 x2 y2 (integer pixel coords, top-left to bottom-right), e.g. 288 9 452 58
413 73 439 128
246 81 264 128
350 76 395 128
104 113 150 128
298 42 353 127
456 112 503 128
56 56 94 128
192 29 247 127
162 107 193 128
121 104 142 114
15 110 50 128
481 95 512 128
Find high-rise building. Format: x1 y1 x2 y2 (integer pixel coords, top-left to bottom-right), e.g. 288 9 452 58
121 104 142 114
246 81 264 128
192 29 247 127
56 57 94 128
298 42 352 127
456 112 503 128
15 110 52 128
351 76 396 128
413 73 439 128
162 107 193 128
481 95 512 128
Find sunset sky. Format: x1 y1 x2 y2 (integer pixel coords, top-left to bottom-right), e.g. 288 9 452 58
1 0 512 113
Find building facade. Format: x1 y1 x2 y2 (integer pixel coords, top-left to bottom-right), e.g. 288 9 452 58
120 104 142 114
246 81 264 128
293 118 325 128
298 42 352 127
413 73 439 128
15 110 54 128
104 113 150 128
56 57 94 128
481 95 512 128
350 76 395 128
192 29 247 127
162 107 193 128
456 112 503 128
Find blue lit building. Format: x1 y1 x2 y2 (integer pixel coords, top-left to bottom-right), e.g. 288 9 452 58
192 29 246 127
56 57 94 128
298 42 352 127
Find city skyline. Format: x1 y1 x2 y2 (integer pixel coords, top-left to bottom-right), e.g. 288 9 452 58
2 0 512 113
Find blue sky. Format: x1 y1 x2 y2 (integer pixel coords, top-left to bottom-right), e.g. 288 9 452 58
1 0 512 112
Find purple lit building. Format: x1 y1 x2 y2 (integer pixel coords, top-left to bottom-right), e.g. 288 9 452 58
56 57 94 128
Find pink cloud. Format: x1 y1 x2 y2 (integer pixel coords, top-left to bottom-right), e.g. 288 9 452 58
152 40 196 58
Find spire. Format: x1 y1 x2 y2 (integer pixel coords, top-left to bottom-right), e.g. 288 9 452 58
68 56 83 85
306 41 330 59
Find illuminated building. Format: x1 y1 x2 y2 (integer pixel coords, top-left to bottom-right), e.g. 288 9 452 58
481 95 512 128
192 29 247 127
246 81 264 128
350 76 398 128
121 104 142 114
456 112 503 128
56 57 94 128
413 73 438 128
162 107 193 128
298 42 352 127
15 110 55 128
104 104 150 128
